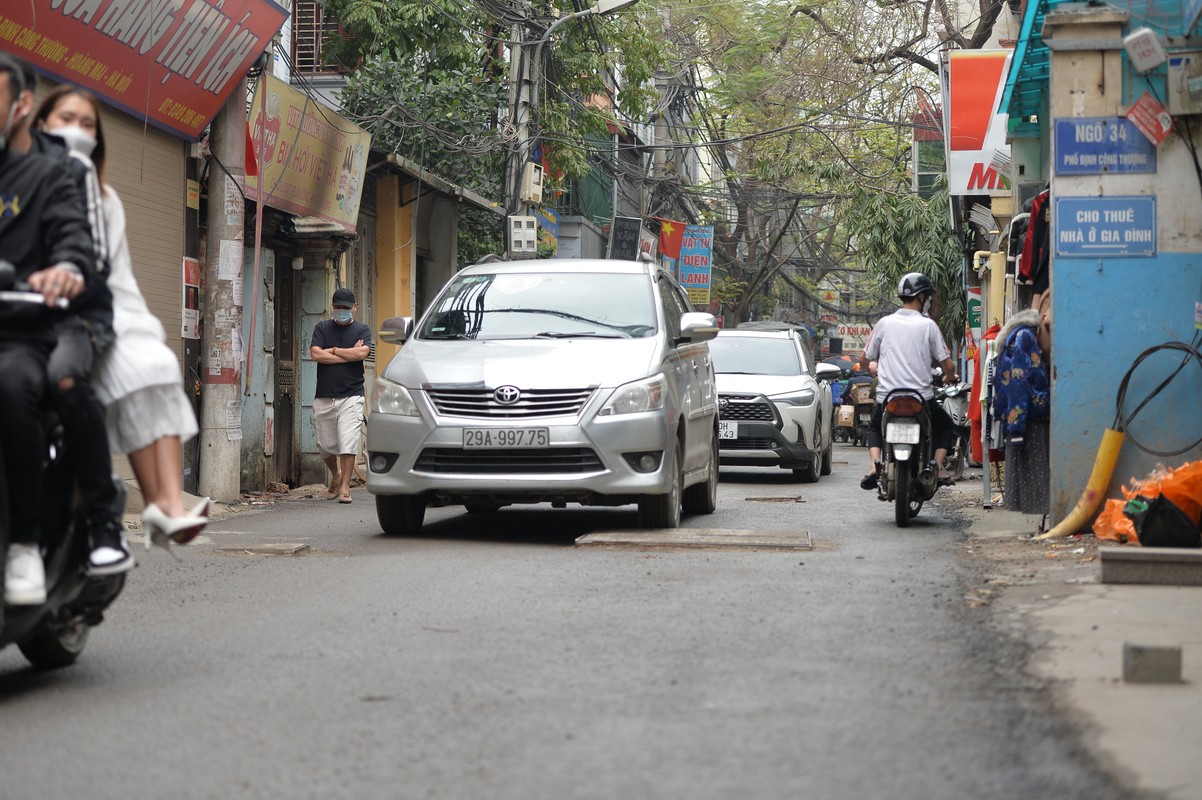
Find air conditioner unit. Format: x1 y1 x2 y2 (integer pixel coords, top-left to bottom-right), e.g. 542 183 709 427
519 162 544 204
508 215 538 255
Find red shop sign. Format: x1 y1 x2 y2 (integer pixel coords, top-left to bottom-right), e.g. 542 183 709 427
1 0 288 141
1126 91 1174 147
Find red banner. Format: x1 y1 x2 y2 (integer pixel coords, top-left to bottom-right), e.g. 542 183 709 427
1 0 288 141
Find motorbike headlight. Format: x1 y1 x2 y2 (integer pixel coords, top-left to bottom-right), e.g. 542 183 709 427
371 377 420 417
599 375 665 416
771 388 817 407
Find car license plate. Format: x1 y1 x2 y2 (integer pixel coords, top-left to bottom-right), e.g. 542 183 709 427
462 428 549 449
718 421 738 440
885 422 920 444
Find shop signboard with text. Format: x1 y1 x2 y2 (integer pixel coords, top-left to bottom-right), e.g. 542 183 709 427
1054 196 1157 258
676 225 714 307
0 0 287 141
945 50 1012 196
245 73 373 232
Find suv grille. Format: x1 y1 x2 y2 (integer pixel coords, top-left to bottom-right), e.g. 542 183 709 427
426 387 595 419
719 394 776 423
414 447 604 475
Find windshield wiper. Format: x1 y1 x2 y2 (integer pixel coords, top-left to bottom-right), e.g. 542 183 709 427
489 307 633 337
533 331 624 339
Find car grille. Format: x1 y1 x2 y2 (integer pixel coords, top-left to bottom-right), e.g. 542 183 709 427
720 438 778 450
414 447 604 474
426 387 595 419
718 394 776 423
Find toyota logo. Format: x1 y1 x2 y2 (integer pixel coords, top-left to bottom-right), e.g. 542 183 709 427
494 385 522 405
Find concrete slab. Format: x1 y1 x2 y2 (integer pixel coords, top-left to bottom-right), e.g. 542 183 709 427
214 543 312 557
1100 546 1202 586
576 528 812 550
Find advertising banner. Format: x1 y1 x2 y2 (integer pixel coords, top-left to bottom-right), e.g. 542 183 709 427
946 50 1012 196
245 73 372 232
0 0 288 141
676 225 714 307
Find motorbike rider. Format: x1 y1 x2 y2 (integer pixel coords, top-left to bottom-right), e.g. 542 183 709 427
0 52 97 604
858 272 957 491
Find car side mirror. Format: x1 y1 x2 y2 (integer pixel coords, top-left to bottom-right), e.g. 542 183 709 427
815 363 842 381
679 312 719 343
378 316 414 345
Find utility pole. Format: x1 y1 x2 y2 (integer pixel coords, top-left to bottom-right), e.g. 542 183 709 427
199 92 246 502
504 18 533 223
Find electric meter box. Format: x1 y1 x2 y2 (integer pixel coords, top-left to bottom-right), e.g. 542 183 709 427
1166 51 1202 116
1123 28 1167 74
508 215 538 255
519 162 544 204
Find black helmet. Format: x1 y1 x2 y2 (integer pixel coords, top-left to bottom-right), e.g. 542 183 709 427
898 272 934 300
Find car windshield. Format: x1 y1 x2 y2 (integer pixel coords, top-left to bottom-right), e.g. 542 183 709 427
419 272 657 340
709 336 803 376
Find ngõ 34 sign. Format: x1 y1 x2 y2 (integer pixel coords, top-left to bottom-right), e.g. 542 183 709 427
1 0 288 141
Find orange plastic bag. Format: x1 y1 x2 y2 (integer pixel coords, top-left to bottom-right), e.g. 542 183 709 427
1092 460 1202 545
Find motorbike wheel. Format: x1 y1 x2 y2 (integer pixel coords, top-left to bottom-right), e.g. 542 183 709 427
19 620 89 670
893 465 923 527
947 431 967 482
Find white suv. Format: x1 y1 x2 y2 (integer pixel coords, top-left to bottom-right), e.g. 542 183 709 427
366 259 720 533
709 325 840 481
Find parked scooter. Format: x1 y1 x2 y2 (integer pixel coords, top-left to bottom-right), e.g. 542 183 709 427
935 380 971 480
847 382 875 447
874 388 941 527
1 262 127 669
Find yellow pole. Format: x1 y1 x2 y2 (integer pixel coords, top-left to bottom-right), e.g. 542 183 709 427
1035 428 1125 540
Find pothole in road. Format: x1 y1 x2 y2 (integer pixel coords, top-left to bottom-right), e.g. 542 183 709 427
576 529 812 550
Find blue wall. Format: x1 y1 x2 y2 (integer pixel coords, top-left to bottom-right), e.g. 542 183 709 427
1051 254 1202 519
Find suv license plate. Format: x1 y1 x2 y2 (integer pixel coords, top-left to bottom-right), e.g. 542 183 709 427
463 428 549 449
885 422 920 444
718 421 738 440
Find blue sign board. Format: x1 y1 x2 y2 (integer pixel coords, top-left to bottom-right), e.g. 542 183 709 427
676 225 714 305
1054 196 1156 258
1054 118 1157 175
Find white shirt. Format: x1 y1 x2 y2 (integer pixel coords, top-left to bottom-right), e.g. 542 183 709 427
863 308 949 401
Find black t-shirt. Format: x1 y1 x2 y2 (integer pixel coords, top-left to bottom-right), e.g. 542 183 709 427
311 319 373 399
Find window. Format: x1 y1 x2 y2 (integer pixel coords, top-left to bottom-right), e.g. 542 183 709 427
291 0 352 75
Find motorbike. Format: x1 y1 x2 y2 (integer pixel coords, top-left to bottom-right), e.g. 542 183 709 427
847 382 875 447
1 262 127 669
874 388 941 527
935 380 971 480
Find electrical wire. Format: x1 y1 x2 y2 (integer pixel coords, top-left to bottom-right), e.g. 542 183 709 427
1113 333 1202 457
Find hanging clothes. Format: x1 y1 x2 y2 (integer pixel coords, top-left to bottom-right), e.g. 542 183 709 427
991 310 1051 514
1018 190 1050 293
967 322 1001 465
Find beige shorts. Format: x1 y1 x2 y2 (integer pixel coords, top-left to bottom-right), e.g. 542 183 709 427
314 396 365 457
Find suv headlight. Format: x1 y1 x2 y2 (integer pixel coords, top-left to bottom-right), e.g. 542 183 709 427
372 376 420 416
770 388 817 407
599 375 665 416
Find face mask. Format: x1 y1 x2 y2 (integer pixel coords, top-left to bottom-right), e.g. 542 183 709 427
921 295 933 316
52 124 96 158
333 309 353 324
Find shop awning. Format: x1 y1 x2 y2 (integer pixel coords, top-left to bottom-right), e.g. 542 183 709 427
1001 0 1194 121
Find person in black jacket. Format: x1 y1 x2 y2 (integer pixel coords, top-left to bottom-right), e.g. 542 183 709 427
0 53 96 605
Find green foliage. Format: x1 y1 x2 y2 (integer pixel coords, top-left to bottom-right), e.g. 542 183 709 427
843 184 967 346
457 205 505 268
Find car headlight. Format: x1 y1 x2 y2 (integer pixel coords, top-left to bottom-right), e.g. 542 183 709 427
371 376 420 417
771 388 817 407
599 375 665 416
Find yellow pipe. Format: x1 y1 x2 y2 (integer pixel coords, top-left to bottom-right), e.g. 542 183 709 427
1035 428 1125 540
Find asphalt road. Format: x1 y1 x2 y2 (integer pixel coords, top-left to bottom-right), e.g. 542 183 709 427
0 443 1149 800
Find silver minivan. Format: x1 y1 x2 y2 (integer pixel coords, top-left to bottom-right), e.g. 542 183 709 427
366 259 720 534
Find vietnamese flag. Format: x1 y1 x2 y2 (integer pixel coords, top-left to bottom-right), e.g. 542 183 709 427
657 218 685 260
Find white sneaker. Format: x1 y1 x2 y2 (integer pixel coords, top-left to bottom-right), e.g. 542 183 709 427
5 544 47 605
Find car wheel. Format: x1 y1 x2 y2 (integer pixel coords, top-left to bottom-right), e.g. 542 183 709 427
683 429 718 515
820 440 833 476
638 440 682 529
19 620 89 670
376 494 426 535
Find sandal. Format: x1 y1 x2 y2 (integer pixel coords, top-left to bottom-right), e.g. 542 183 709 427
860 472 879 491
338 491 352 504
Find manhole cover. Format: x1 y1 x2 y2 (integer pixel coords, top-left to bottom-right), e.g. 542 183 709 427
576 529 811 549
214 543 311 557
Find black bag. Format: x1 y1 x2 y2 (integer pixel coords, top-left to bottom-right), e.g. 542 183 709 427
1124 494 1202 548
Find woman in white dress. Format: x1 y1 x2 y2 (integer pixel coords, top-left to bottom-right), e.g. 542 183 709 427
35 86 208 546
